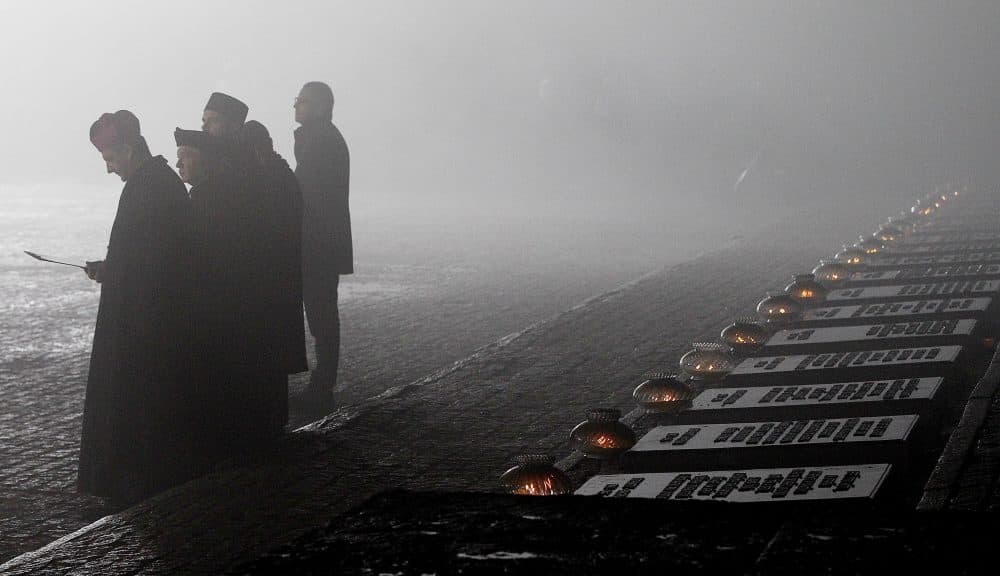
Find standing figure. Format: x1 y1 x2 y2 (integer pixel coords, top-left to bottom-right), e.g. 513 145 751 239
78 111 194 509
202 92 249 139
175 128 264 454
242 120 308 433
294 81 353 403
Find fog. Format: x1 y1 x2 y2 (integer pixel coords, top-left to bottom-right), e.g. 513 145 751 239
2 1 998 253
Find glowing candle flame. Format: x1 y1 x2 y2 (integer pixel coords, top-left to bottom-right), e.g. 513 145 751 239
592 433 618 448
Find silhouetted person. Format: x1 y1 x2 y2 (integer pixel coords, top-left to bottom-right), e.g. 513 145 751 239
202 92 249 139
294 81 353 402
175 128 267 455
242 120 308 433
79 111 194 509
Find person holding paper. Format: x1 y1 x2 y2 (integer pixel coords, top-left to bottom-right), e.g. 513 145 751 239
78 111 195 509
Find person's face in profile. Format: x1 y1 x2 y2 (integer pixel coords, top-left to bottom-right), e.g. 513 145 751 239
294 87 325 124
202 109 231 137
176 145 205 185
101 144 132 182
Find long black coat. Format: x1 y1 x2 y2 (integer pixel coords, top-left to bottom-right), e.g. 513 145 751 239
78 156 194 502
251 154 307 375
294 121 353 275
188 165 278 447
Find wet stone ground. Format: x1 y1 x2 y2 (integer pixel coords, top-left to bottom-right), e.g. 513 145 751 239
0 208 880 575
0 234 659 565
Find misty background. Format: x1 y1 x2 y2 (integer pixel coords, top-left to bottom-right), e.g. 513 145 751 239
3 1 997 235
3 1 1000 398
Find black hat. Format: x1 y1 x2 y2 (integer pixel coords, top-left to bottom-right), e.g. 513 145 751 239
174 128 215 150
204 92 249 124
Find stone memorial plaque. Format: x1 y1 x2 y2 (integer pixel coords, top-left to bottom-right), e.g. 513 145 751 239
575 464 893 501
848 264 1000 284
826 280 1000 302
803 298 991 324
621 415 919 471
871 253 1000 267
885 241 1000 255
671 378 941 423
761 319 976 354
726 345 963 385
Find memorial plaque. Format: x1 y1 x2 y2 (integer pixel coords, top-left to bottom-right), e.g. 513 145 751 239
761 319 977 355
801 297 992 326
726 345 963 385
620 415 919 471
871 253 1000 268
826 280 1000 303
574 464 893 502
885 241 1000 255
671 378 942 423
901 232 1000 244
848 264 1000 284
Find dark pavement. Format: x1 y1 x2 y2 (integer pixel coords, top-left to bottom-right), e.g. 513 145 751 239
0 208 881 575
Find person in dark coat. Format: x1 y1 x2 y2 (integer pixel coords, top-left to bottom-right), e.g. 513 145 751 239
293 81 353 402
241 120 308 433
78 111 195 509
175 128 272 454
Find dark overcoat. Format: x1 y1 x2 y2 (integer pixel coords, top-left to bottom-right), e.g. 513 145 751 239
188 161 288 447
251 154 308 375
78 155 195 502
294 121 353 275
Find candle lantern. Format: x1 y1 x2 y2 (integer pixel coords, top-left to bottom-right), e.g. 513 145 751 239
569 408 636 459
812 259 850 287
855 235 885 256
784 273 828 307
835 244 869 268
876 224 903 244
720 317 770 355
911 198 935 217
632 373 694 413
678 342 735 381
757 291 804 325
499 455 573 496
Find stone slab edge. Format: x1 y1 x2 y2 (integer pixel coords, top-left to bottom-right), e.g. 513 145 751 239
918 345 1000 509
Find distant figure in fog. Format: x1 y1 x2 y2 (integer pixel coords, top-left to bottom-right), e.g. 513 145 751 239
175 128 267 455
79 111 195 509
294 81 353 403
242 120 308 433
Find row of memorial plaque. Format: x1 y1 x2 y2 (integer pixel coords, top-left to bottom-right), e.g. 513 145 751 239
577 200 998 503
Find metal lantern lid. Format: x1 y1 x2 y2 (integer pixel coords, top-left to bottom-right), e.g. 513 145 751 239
678 342 735 381
855 235 885 255
499 455 573 496
835 244 868 267
812 259 850 287
569 407 636 459
757 291 804 325
633 373 695 413
784 273 828 307
720 317 770 355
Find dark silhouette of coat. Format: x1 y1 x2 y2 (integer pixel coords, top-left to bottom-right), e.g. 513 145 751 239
294 121 353 275
251 153 308 376
187 162 270 450
78 155 195 505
